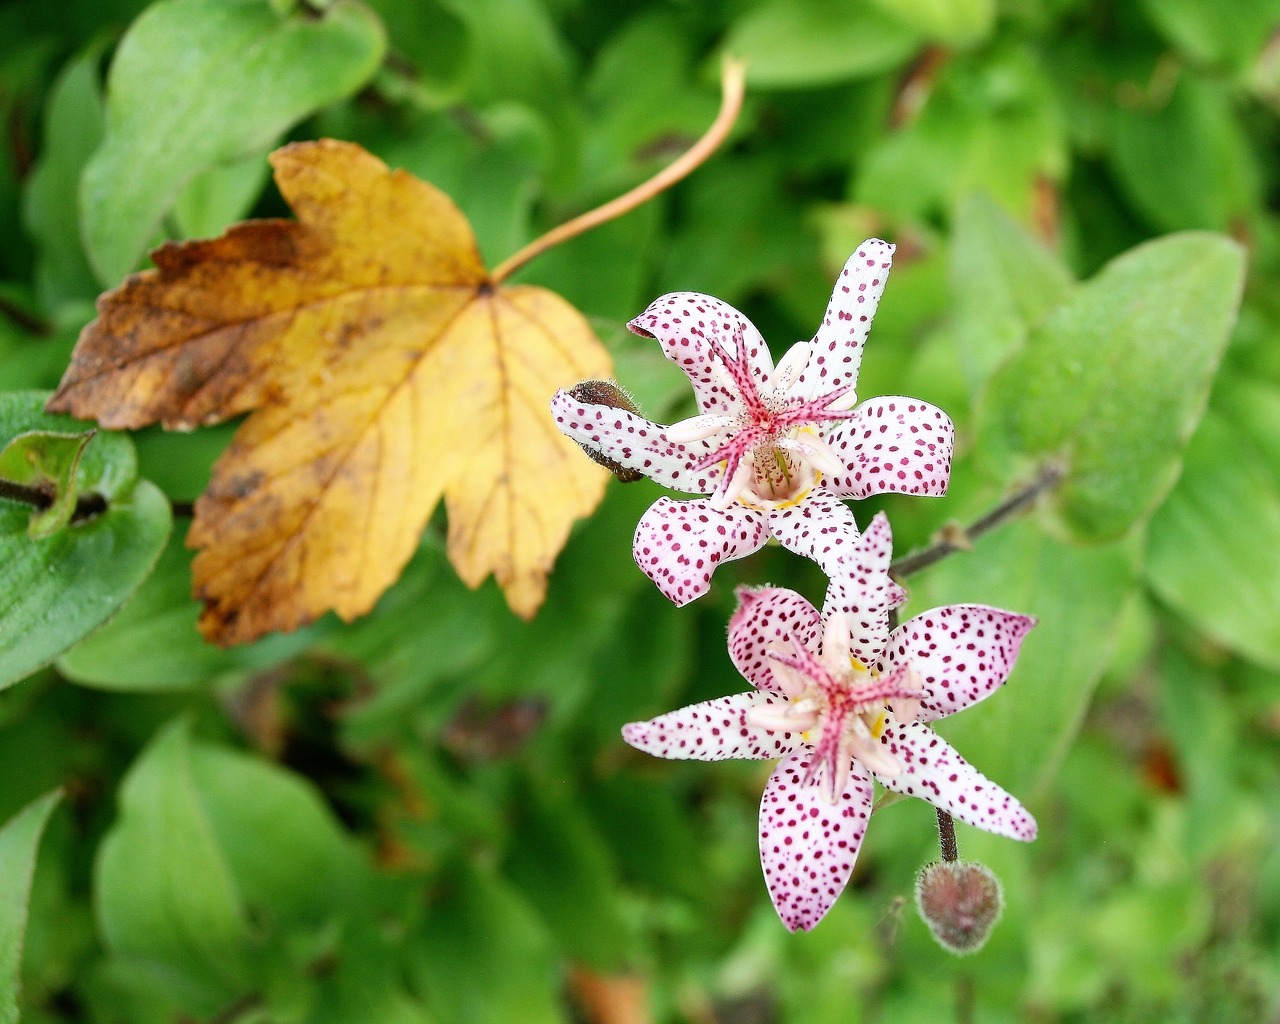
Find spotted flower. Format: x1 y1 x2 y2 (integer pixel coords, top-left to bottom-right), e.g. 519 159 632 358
622 578 1037 932
550 239 953 606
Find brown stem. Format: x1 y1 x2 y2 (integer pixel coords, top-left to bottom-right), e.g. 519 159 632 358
955 975 975 1024
1 478 196 523
0 477 107 524
488 56 747 285
936 807 959 863
889 461 1065 580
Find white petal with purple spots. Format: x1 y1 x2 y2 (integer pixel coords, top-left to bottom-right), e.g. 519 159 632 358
628 292 774 416
874 720 1037 841
883 605 1037 722
766 496 861 576
728 586 824 693
820 398 954 499
550 390 717 493
759 751 874 932
622 692 800 761
632 498 768 606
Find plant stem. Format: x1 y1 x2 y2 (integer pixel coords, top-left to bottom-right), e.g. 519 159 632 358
0 478 194 521
0 477 106 523
936 807 959 863
488 56 747 285
955 975 975 1024
889 461 1064 580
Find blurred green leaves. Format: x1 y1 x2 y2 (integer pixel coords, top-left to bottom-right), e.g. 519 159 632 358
978 231 1245 542
0 790 61 1024
81 0 386 284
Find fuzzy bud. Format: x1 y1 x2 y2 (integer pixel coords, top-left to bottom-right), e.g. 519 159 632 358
566 380 644 483
914 860 1004 956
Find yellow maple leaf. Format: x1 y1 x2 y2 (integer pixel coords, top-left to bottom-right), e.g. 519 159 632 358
48 140 611 643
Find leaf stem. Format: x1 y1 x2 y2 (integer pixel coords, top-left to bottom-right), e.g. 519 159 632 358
488 56 747 285
889 461 1065 580
0 477 107 524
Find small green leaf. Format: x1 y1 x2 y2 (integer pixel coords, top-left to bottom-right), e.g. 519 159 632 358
95 720 252 1007
723 0 921 89
81 0 386 283
0 392 171 690
1146 392 1280 669
0 789 61 1024
0 428 95 538
976 232 1246 541
907 515 1139 798
950 193 1075 394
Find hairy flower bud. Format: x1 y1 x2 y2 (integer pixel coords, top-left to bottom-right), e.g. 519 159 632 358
914 860 1004 955
566 380 643 482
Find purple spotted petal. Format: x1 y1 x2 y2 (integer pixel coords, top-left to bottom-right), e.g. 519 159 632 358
628 292 773 416
633 498 768 606
883 605 1037 722
874 721 1037 841
759 751 874 932
765 496 860 576
727 586 823 692
795 239 895 401
550 390 717 492
822 511 897 668
622 691 801 761
820 398 954 499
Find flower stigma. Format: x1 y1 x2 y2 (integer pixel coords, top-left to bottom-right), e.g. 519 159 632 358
745 615 924 803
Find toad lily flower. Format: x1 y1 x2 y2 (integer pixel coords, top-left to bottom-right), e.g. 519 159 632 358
550 239 953 606
622 583 1037 932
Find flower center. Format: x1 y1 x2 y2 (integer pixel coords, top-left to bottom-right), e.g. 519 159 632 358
745 619 923 802
663 333 857 511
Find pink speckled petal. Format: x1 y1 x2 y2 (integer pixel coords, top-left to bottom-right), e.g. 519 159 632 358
875 721 1037 841
821 398 955 499
728 586 823 693
822 512 896 668
766 496 860 576
628 292 773 415
883 605 1037 722
633 498 768 606
795 239 895 401
759 751 874 932
621 691 801 762
550 390 718 492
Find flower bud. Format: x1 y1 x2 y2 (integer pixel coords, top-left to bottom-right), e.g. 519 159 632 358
566 380 643 482
914 860 1004 956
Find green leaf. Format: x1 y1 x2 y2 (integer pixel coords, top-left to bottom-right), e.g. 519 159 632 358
0 392 171 690
723 0 920 89
411 859 563 1024
906 515 1139 798
1142 0 1280 71
870 0 995 45
21 43 105 312
56 528 240 690
81 0 386 284
950 193 1076 394
95 720 251 1006
171 149 272 240
1146 392 1280 669
0 789 61 1024
1107 77 1260 232
0 428 95 538
976 232 1246 541
186 742 369 927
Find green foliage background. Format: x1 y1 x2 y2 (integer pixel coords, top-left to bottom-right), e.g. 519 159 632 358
2 0 1280 1020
